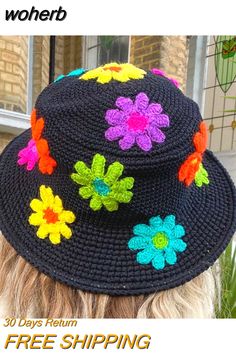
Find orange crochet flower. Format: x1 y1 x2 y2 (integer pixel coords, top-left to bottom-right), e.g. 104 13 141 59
17 109 57 175
31 108 44 141
193 121 207 154
178 122 209 187
36 138 57 175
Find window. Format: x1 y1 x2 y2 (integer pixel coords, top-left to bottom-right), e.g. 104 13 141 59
187 36 236 152
83 36 130 69
202 36 236 152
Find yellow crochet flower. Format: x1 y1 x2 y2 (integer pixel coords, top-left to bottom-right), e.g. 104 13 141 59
80 62 146 84
28 185 76 245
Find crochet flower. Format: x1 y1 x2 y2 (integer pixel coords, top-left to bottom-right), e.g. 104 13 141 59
178 121 209 187
29 185 76 245
80 62 146 84
18 139 39 171
54 68 85 82
71 153 134 212
151 68 180 88
128 215 187 270
17 109 57 175
194 163 209 187
105 92 170 151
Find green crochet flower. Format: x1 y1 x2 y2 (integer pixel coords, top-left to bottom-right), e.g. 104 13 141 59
71 153 134 212
194 163 209 187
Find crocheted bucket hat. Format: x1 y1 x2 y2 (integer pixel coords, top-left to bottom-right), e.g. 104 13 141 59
0 63 236 295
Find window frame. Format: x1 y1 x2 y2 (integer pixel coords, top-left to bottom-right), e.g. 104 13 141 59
187 35 236 153
82 36 130 69
186 36 208 112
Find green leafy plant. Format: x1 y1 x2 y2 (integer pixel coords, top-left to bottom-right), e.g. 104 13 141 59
100 36 115 50
216 241 236 318
222 37 236 59
99 36 115 63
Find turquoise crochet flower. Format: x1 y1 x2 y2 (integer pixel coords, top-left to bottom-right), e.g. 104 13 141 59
54 68 85 82
128 215 187 270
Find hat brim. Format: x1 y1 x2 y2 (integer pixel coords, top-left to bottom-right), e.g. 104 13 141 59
0 129 236 295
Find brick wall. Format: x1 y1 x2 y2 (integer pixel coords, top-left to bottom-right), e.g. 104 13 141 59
130 36 189 91
0 132 15 153
130 36 162 69
63 36 82 74
0 36 28 112
54 36 82 79
32 36 50 106
54 36 65 78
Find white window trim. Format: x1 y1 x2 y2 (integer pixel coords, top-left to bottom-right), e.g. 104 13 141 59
186 36 208 113
0 109 30 134
0 36 34 135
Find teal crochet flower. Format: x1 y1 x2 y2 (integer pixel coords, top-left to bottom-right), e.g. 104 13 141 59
128 215 187 270
54 68 85 82
71 153 134 212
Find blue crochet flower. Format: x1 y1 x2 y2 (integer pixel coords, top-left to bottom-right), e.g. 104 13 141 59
54 68 86 82
128 215 187 270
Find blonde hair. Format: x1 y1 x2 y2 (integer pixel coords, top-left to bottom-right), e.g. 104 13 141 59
0 234 218 318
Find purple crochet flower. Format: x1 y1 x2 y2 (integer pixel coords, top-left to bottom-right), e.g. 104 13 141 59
105 92 170 152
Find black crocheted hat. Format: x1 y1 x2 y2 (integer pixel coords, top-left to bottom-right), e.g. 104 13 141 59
0 63 236 295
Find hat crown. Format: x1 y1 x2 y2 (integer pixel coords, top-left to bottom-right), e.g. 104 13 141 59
35 66 202 172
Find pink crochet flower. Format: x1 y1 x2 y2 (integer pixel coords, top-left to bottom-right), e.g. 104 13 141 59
105 92 170 152
151 68 180 88
18 139 39 171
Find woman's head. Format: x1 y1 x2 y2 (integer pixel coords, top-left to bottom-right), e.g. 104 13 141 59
0 234 217 318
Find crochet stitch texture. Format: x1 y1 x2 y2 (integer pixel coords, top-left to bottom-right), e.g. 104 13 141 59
0 63 236 295
54 68 85 82
151 68 180 88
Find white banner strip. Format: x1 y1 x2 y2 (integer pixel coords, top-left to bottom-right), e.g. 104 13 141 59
0 318 235 353
0 0 235 35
